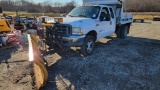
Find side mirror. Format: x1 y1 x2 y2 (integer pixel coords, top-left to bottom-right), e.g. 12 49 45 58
60 13 66 17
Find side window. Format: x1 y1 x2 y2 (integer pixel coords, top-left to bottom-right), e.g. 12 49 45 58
101 8 109 15
100 7 109 21
109 8 114 18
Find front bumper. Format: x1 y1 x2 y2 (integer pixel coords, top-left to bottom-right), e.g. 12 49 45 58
53 35 85 47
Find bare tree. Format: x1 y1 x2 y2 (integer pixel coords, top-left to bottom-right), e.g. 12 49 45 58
126 0 160 12
1 0 160 13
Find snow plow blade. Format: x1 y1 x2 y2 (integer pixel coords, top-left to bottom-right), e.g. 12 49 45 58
28 34 48 89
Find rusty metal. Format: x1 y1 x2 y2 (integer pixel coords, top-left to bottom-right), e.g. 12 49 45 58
6 34 22 45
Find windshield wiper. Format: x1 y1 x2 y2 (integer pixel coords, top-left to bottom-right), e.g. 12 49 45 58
78 15 87 17
68 15 88 17
68 15 75 17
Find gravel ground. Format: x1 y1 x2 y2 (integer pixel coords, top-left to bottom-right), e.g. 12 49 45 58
41 21 160 90
0 21 160 90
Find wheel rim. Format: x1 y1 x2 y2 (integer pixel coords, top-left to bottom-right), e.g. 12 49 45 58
86 39 94 53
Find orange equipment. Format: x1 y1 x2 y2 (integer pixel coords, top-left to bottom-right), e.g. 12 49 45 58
0 19 11 33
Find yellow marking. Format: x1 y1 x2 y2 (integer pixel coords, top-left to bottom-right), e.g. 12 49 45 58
42 23 54 27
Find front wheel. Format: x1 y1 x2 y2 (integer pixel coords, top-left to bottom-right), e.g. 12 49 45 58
81 35 95 56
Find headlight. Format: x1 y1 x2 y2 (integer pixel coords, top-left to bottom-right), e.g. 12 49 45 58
54 18 59 23
72 27 83 35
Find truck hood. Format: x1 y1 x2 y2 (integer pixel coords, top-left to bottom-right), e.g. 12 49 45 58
47 17 95 27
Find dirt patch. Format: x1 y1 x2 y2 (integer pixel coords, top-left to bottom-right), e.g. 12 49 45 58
0 45 36 90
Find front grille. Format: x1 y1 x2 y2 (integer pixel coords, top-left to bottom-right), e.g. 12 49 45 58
53 24 72 36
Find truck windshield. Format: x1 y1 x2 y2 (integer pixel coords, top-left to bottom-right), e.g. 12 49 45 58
67 6 100 18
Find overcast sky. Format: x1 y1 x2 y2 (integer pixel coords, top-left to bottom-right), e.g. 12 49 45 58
33 0 83 5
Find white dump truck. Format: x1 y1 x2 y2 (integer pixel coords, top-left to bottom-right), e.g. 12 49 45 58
46 0 133 56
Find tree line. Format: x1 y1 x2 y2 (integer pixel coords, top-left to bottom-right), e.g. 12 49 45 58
0 0 76 13
125 0 160 12
0 0 160 13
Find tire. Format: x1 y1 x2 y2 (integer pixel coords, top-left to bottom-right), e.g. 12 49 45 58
121 25 129 39
116 26 121 38
81 35 95 56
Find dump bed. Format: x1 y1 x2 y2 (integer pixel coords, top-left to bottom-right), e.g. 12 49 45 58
83 0 121 5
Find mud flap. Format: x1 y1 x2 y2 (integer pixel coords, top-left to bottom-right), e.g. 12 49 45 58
28 34 48 89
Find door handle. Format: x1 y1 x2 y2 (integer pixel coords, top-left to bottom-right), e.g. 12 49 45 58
96 24 99 26
110 21 112 25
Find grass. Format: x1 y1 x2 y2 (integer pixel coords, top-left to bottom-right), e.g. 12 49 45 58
133 15 154 20
131 12 160 15
3 11 60 17
131 12 160 20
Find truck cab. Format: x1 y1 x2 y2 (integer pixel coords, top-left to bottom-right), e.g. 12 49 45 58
46 0 133 56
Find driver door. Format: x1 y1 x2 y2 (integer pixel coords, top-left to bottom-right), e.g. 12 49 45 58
96 7 113 39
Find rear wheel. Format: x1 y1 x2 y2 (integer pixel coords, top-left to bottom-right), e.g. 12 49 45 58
121 25 129 39
81 35 95 56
